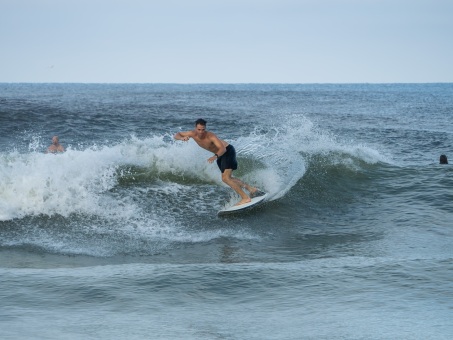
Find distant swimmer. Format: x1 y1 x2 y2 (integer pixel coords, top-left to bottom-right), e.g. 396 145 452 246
47 136 65 153
174 118 263 206
440 154 448 164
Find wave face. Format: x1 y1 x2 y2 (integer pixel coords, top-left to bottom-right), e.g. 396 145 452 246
0 127 386 257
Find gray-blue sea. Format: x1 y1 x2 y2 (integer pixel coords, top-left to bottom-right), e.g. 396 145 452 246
1 83 452 339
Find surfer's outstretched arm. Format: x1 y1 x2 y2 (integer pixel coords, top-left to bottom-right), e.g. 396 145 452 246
174 131 193 141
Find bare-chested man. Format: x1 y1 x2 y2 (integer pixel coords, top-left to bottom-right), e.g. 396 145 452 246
47 136 65 153
174 118 261 206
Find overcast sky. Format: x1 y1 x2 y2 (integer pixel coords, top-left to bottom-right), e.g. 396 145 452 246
1 0 452 83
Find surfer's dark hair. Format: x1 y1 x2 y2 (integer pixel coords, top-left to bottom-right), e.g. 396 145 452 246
440 154 448 164
195 118 207 126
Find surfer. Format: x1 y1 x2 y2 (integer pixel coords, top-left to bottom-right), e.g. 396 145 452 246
174 118 261 206
440 154 448 164
47 136 65 153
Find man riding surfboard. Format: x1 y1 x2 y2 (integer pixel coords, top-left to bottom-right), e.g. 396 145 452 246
174 118 262 206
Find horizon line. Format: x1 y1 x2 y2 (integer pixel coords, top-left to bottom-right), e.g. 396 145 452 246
1 81 452 85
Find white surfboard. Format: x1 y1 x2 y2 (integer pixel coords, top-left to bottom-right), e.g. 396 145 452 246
218 193 268 217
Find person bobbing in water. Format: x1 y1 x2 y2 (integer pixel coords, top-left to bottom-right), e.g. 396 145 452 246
47 135 65 153
174 119 262 206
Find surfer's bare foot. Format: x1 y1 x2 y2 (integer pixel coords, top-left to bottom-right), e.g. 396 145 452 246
250 188 265 198
235 198 251 206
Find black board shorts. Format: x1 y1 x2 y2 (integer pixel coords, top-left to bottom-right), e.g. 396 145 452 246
216 144 238 173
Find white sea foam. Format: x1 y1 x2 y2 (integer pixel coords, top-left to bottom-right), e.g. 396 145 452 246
0 115 388 222
0 150 116 221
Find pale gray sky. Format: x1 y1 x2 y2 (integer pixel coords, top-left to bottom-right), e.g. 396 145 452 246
1 0 452 83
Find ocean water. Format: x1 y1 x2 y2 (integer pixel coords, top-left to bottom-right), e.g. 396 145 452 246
1 83 452 339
